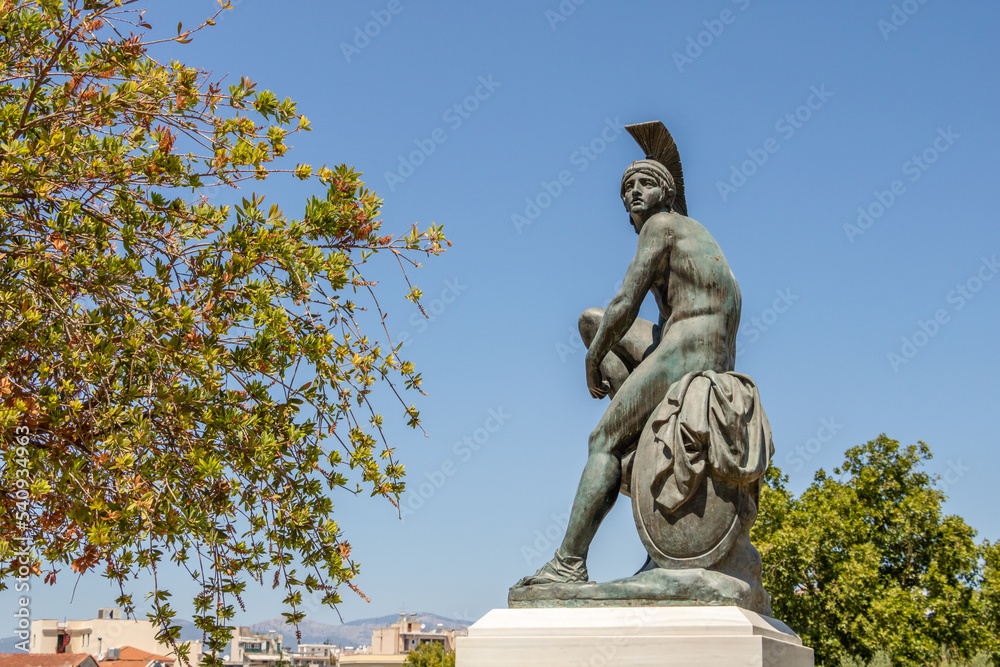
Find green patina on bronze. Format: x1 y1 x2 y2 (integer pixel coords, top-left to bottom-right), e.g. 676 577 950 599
511 121 774 615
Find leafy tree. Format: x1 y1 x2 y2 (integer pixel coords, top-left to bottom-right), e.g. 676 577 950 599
754 436 998 666
838 651 894 667
0 1 446 663
838 649 993 667
402 642 456 667
981 541 1000 656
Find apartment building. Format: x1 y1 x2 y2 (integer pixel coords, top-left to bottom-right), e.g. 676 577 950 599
29 609 200 665
369 614 466 657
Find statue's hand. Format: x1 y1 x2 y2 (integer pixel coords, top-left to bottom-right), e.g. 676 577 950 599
586 357 609 399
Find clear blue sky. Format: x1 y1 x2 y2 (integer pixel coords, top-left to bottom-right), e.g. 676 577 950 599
5 0 1000 631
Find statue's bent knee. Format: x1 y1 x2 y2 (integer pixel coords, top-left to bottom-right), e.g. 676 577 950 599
579 307 604 344
587 427 613 457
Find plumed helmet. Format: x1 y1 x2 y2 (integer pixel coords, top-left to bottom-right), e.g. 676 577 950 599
621 121 687 217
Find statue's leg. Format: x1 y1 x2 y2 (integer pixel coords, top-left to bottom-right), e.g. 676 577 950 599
514 317 735 587
558 319 735 564
559 359 675 561
512 311 659 587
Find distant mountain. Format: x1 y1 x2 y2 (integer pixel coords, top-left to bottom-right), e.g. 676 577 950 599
249 612 471 649
0 636 24 653
176 619 205 643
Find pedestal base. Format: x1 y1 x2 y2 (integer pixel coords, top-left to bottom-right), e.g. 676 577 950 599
455 607 813 666
508 566 770 615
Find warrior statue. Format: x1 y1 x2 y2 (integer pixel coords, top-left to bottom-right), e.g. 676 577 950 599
510 121 774 613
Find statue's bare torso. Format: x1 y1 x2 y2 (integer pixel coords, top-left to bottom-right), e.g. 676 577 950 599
581 211 741 455
647 211 741 371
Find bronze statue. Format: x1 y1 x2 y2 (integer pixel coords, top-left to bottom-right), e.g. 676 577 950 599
511 121 774 613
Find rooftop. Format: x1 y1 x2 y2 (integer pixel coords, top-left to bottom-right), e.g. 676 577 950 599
98 647 173 667
0 655 99 667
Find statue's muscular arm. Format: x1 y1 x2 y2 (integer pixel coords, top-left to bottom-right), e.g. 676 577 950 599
586 214 672 398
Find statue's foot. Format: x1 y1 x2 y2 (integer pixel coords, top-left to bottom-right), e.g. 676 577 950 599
512 549 588 588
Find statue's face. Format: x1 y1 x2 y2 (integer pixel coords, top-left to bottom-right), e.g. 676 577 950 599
622 172 668 228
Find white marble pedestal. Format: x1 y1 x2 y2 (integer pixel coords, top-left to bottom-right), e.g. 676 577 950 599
455 607 813 666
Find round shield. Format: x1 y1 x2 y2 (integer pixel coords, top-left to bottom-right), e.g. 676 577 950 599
630 422 751 569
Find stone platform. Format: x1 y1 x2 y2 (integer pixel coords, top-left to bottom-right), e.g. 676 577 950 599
455 607 813 666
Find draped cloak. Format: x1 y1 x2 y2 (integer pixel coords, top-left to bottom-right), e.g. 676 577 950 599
647 370 773 514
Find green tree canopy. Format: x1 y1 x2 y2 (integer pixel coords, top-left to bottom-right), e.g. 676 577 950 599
754 435 999 666
402 642 456 667
0 1 446 663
